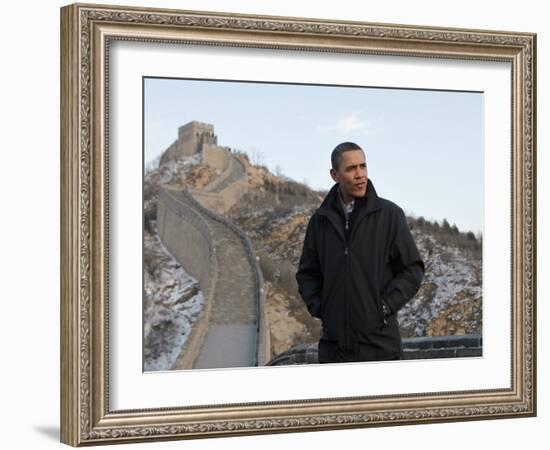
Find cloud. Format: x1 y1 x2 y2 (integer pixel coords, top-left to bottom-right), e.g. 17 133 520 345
318 112 377 134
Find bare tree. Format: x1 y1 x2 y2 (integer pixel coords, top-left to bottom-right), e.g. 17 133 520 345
248 147 265 166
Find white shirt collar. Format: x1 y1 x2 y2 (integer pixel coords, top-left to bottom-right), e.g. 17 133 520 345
338 187 355 214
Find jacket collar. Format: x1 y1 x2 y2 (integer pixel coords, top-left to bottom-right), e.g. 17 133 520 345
319 178 382 218
317 179 382 242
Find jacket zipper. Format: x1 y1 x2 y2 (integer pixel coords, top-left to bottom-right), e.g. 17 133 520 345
320 210 354 351
344 244 350 351
318 194 384 346
344 208 350 350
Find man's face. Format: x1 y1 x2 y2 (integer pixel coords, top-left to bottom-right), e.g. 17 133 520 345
330 149 368 202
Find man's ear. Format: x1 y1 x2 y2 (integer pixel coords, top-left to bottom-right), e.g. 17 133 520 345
330 168 338 183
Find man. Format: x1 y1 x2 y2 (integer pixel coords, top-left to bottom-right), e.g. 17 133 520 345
296 142 424 363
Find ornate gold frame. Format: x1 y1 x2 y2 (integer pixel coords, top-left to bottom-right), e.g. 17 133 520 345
60 3 536 446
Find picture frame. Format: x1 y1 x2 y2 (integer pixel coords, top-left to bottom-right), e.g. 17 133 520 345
60 2 536 446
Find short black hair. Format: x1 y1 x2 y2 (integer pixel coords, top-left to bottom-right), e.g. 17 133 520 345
331 142 363 170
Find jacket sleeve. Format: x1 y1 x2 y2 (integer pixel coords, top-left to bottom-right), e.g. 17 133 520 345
295 215 323 319
383 207 424 314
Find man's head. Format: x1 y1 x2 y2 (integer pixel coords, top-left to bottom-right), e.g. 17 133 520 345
330 142 368 203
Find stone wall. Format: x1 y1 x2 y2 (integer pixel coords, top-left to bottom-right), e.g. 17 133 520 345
202 143 229 172
157 188 215 291
190 178 248 214
157 183 269 367
266 334 483 365
174 185 271 366
207 154 246 193
156 187 218 369
155 121 267 366
159 121 249 213
401 334 482 359
190 153 249 214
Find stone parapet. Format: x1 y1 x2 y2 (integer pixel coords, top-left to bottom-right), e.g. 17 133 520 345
190 153 249 214
401 334 482 359
157 188 215 291
202 143 230 173
157 187 218 370
202 149 234 193
266 334 483 365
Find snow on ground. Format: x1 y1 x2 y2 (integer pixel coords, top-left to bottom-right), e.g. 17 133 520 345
143 223 204 371
145 152 201 180
398 230 482 337
155 153 202 185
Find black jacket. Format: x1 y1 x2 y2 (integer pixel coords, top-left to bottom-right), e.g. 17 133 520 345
296 180 424 361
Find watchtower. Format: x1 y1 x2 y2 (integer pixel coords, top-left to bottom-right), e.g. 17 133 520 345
160 121 218 165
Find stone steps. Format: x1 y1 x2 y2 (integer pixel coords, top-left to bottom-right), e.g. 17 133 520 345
206 219 256 324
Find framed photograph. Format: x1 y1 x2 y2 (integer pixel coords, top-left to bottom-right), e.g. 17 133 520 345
60 3 536 446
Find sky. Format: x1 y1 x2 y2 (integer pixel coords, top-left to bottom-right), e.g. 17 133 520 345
144 77 483 234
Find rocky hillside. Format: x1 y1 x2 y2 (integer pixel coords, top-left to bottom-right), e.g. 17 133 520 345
143 225 204 371
399 225 482 338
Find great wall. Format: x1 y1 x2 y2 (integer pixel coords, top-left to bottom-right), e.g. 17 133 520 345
156 121 269 369
153 121 482 370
